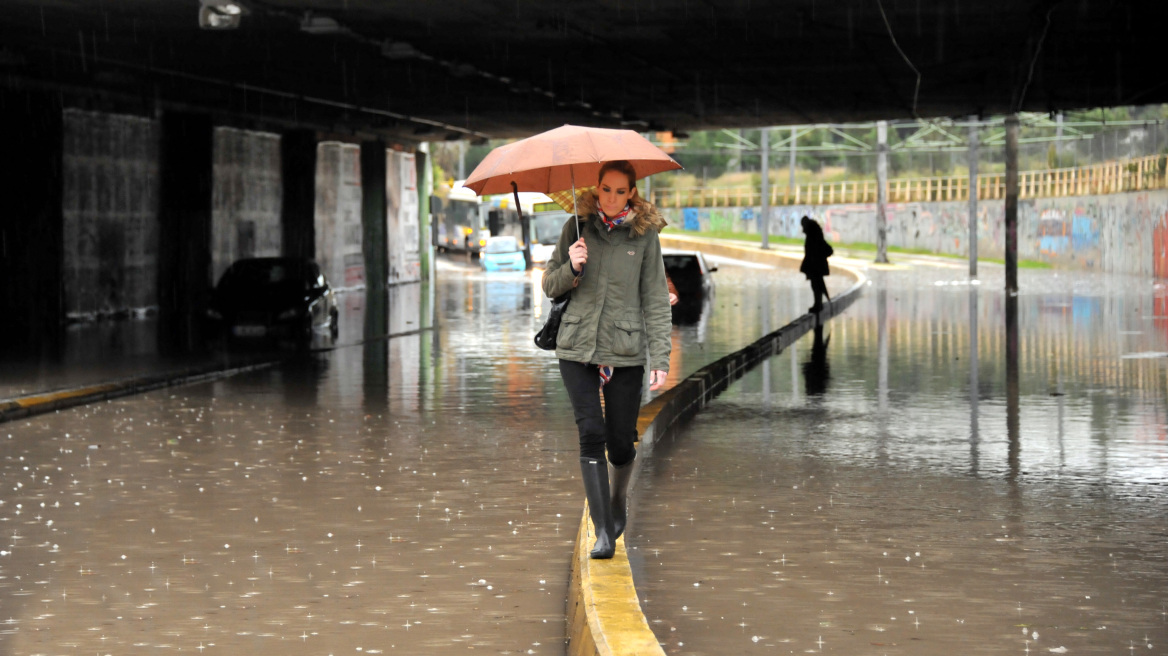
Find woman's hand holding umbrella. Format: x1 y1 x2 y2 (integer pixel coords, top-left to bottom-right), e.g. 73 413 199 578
568 238 588 274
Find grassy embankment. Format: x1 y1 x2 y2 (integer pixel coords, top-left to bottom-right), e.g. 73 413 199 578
662 226 1053 269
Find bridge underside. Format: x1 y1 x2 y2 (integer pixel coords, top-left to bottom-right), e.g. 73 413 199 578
2 0 1165 142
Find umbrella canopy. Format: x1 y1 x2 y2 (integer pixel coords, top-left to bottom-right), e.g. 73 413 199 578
463 124 681 197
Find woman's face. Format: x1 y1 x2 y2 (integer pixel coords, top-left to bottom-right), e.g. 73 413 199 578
597 170 635 217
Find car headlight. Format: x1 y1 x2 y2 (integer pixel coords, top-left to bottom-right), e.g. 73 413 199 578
206 308 223 320
277 308 301 320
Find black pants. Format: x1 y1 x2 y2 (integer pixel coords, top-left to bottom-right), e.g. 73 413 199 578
558 359 643 465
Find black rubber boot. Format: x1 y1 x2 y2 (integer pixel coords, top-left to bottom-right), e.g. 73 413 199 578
610 454 635 540
579 457 615 559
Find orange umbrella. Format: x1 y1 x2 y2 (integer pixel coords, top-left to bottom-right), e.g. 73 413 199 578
463 124 681 198
465 125 680 241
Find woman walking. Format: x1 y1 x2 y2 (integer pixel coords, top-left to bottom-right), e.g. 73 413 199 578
800 215 834 313
542 160 673 560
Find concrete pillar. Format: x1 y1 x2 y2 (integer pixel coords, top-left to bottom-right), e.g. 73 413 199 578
282 130 318 260
760 127 770 250
361 140 388 291
0 89 65 356
1004 115 1019 293
158 111 213 353
968 119 979 278
875 121 889 264
415 147 432 282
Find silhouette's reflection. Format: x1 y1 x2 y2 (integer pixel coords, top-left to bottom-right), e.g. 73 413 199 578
802 324 831 396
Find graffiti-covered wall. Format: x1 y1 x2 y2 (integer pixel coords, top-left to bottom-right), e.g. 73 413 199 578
664 190 1168 276
386 151 421 284
211 127 282 284
61 109 159 320
315 142 365 290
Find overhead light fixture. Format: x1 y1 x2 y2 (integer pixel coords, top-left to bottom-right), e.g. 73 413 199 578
199 0 246 30
300 12 346 35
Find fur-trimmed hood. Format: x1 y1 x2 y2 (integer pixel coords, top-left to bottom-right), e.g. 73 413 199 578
573 190 667 237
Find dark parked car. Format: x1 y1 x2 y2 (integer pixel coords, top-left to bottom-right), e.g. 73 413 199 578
205 257 338 347
662 250 717 325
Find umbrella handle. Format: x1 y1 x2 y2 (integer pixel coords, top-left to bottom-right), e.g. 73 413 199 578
570 166 581 241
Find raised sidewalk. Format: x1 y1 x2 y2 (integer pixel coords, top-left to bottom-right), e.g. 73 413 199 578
566 234 867 656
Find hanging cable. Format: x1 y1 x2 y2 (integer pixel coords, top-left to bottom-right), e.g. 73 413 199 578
1015 6 1055 112
874 0 921 119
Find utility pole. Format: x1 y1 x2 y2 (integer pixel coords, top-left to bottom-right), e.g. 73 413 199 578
1004 114 1019 293
968 118 979 278
875 120 889 264
1055 112 1063 163
788 125 797 197
760 127 770 250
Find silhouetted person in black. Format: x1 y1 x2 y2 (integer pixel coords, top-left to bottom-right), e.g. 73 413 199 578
802 324 831 396
800 216 833 313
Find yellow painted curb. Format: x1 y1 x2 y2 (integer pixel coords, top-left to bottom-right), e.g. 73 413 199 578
566 236 868 655
13 383 121 408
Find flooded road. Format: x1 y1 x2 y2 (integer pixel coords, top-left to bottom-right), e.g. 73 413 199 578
0 254 810 654
632 263 1168 655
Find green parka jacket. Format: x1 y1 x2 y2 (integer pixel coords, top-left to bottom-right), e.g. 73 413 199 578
541 192 672 372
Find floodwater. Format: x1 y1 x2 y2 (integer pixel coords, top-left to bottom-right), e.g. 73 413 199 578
0 254 812 654
631 263 1168 655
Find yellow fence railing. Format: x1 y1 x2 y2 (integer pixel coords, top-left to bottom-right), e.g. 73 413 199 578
649 154 1168 208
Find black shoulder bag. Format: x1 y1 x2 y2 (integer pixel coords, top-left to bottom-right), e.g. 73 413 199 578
534 219 581 351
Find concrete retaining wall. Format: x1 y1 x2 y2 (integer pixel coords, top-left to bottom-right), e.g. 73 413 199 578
387 151 422 284
211 127 283 284
664 189 1168 276
566 238 866 655
62 109 159 319
315 142 366 289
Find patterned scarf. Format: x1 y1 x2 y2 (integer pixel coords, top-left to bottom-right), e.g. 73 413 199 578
598 204 632 232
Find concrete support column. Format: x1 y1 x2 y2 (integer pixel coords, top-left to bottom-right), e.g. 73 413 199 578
968 119 979 278
1004 115 1019 293
875 121 889 264
760 127 770 250
281 130 318 260
361 140 388 291
158 111 213 353
415 147 432 282
0 89 65 356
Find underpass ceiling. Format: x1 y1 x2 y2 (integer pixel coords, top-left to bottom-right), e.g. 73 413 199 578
1 0 1165 144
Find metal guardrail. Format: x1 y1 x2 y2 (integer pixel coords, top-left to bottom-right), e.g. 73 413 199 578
650 154 1168 208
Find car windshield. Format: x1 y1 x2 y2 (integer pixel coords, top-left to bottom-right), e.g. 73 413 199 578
220 260 309 290
663 254 701 273
485 237 520 254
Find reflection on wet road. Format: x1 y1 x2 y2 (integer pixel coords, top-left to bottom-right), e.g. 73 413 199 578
633 265 1168 655
0 255 806 654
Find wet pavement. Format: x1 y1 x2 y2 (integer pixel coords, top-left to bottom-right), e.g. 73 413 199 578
631 263 1168 655
0 253 819 654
